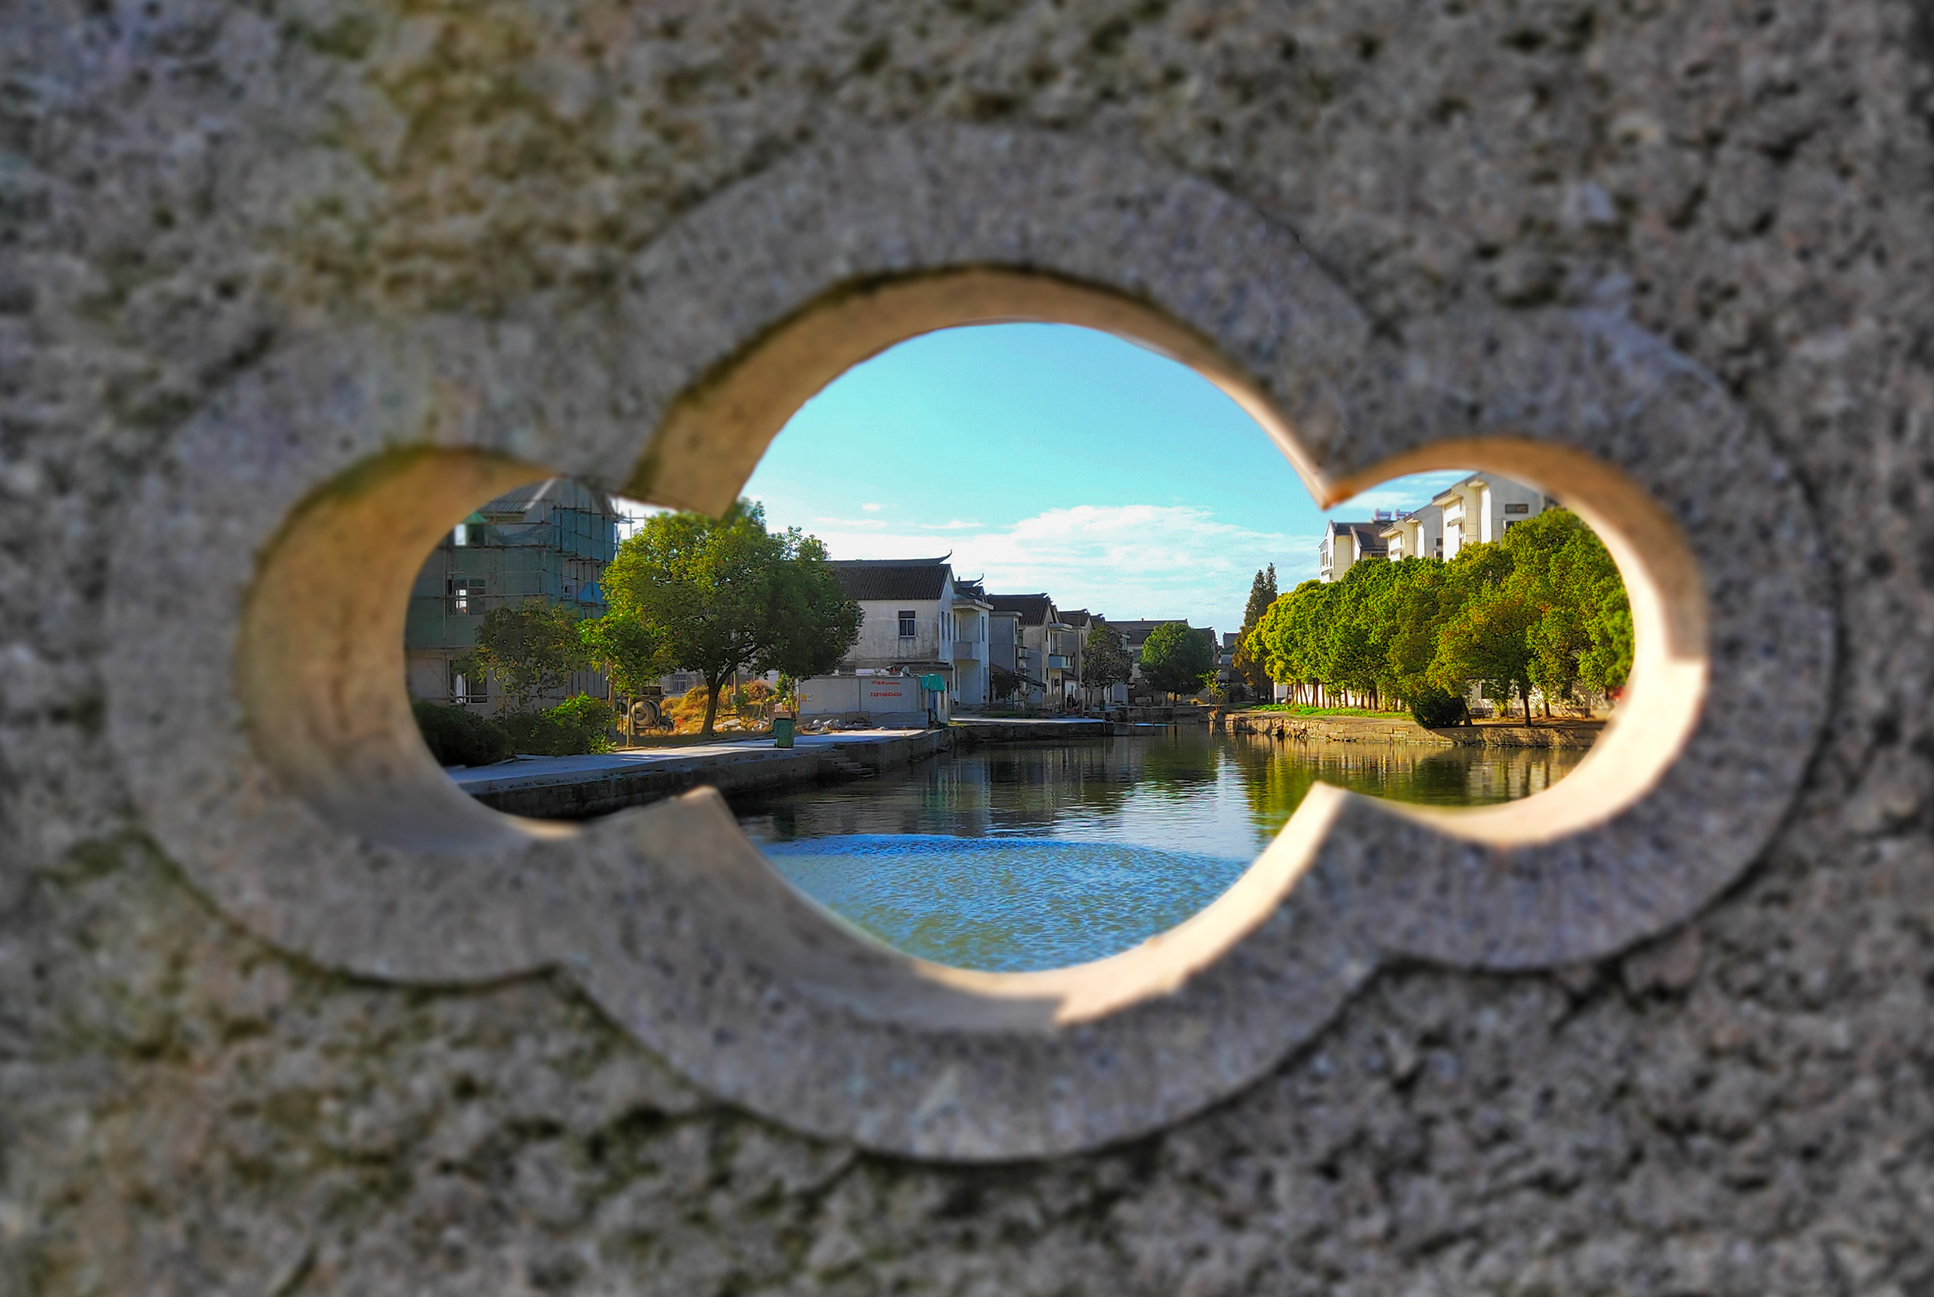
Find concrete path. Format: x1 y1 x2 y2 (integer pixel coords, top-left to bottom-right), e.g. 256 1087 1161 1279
447 728 950 819
446 728 931 792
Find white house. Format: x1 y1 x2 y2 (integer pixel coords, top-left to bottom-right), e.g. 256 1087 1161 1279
823 557 991 706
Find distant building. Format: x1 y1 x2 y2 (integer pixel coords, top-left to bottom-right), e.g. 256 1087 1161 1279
986 593 1078 707
1318 516 1391 582
405 478 620 713
1378 473 1551 564
827 557 991 706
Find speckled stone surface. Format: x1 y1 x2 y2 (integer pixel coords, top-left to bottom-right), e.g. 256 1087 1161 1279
4 0 1932 1291
94 116 1829 1162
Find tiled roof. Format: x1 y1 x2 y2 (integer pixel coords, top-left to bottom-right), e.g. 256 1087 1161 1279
830 560 951 601
1328 521 1390 555
986 593 1055 625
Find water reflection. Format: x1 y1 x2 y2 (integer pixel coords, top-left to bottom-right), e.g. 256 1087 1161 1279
733 730 1586 972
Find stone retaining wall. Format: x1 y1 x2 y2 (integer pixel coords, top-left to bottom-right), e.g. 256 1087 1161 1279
1220 710 1607 749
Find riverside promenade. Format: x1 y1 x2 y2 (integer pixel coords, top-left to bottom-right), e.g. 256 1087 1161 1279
449 729 950 819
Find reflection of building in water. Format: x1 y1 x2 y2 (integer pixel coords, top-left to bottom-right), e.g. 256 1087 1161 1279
404 478 620 712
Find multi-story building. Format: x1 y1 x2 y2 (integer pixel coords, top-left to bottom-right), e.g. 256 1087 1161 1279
827 557 991 705
986 593 1081 707
1318 516 1392 582
1377 472 1551 564
405 477 620 712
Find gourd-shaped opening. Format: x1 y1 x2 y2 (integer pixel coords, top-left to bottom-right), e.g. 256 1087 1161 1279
241 270 1705 991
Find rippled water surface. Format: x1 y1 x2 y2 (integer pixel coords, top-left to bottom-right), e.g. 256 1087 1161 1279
733 727 1588 972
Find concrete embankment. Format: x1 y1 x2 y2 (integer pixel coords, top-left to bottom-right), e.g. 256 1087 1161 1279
952 717 1122 742
454 728 951 819
452 716 1209 818
1216 709 1604 749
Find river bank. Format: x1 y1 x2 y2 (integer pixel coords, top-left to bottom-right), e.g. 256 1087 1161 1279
1214 708 1605 749
450 717 1143 819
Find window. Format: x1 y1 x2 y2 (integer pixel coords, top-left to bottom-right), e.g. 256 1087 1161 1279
1504 502 1530 514
451 578 484 614
897 610 917 637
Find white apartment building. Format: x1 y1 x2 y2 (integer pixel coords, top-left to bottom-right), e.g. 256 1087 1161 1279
1317 518 1391 582
1377 472 1551 564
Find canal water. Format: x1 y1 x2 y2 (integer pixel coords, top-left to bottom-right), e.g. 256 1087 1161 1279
732 728 1587 973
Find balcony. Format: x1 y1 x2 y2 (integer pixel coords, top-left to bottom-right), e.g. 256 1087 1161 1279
1047 654 1071 671
952 640 986 661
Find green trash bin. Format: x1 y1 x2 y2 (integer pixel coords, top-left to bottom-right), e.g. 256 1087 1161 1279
773 716 795 748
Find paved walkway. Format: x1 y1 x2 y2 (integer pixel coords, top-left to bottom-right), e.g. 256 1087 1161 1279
446 728 933 793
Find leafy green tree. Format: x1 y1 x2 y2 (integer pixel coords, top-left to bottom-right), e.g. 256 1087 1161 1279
1080 621 1134 699
602 501 860 737
460 599 589 710
762 533 864 682
1432 584 1539 720
1230 564 1278 697
1579 582 1634 695
1140 621 1216 699
579 614 673 698
1497 509 1632 712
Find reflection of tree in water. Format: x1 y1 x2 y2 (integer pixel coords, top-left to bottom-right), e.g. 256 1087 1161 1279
734 733 1590 845
1231 735 1585 839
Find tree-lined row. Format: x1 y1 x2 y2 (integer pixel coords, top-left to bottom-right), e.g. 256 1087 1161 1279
460 502 861 737
1235 509 1634 724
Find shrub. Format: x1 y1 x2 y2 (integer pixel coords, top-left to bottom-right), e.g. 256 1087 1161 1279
412 700 514 768
501 695 616 756
1409 688 1470 729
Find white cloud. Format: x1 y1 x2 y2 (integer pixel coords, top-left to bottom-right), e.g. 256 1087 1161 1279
802 504 1320 631
860 501 883 512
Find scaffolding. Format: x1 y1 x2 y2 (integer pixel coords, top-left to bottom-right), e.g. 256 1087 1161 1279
404 479 623 710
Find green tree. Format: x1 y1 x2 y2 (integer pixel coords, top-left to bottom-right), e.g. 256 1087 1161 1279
602 501 860 737
1230 564 1278 697
1496 509 1632 713
1254 580 1331 704
579 614 673 698
460 599 589 711
1140 621 1216 699
1579 581 1634 695
1080 621 1134 699
762 533 864 682
1432 582 1539 720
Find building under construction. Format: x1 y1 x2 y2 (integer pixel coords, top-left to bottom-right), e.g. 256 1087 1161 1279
405 478 622 712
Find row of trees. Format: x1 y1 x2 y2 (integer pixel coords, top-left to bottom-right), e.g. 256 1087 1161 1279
1233 509 1633 724
462 501 862 738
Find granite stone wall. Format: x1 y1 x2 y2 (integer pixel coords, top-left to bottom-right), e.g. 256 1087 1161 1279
5 1 1934 1292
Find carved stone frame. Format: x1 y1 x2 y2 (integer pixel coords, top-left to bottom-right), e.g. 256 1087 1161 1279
106 123 1831 1160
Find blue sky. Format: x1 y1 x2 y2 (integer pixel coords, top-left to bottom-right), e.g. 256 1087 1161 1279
730 323 1465 634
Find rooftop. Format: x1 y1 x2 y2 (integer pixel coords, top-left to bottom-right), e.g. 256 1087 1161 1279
830 560 953 602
